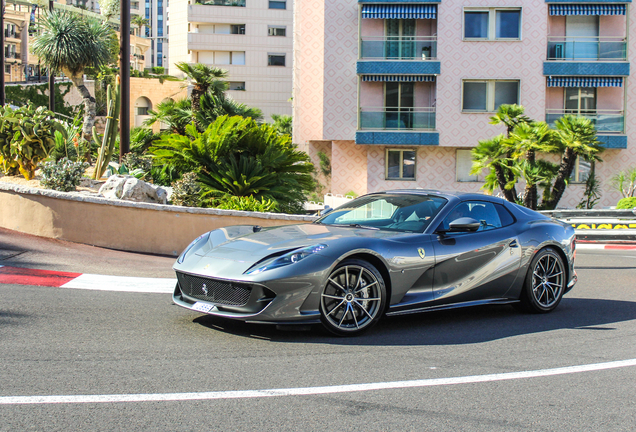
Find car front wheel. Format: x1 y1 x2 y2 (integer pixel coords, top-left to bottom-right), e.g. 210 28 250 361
320 259 387 336
519 247 566 313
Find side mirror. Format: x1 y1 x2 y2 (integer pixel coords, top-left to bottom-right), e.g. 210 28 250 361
448 217 481 232
320 205 333 216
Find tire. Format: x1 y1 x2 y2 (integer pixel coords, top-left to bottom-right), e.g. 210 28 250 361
319 259 387 336
518 247 566 313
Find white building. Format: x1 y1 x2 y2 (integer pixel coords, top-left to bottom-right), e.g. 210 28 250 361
168 0 292 120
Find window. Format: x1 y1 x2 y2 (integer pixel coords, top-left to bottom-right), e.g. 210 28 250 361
4 64 10 74
228 81 246 91
137 107 149 116
269 0 286 9
571 157 592 183
268 26 286 36
456 149 483 182
231 24 246 34
268 54 286 66
442 201 503 232
386 149 416 180
565 87 596 115
462 80 519 112
464 8 521 40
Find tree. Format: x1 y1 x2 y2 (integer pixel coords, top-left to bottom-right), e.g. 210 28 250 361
144 98 193 135
31 11 115 145
271 114 292 136
149 116 315 213
131 15 149 37
470 135 517 202
488 104 532 201
542 115 604 210
507 121 559 209
175 62 229 125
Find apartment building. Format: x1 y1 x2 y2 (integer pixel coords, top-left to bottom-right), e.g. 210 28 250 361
3 3 37 83
294 0 635 208
168 0 293 120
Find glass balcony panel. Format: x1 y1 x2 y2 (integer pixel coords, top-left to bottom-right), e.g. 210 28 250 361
195 0 245 6
547 37 626 61
359 108 435 130
546 110 624 134
360 37 437 60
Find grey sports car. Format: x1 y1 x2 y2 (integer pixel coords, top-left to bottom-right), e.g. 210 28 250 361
172 190 577 335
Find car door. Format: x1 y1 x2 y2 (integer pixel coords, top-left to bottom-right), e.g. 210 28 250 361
430 201 522 303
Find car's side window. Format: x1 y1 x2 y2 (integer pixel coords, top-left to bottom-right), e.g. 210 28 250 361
443 201 503 232
494 204 515 227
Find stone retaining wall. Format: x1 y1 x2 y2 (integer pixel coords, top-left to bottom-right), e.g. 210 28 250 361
0 184 315 256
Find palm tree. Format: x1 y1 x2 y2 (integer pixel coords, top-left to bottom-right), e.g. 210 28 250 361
144 98 193 135
507 121 559 209
488 104 532 200
175 62 229 125
542 115 604 210
131 15 150 37
271 114 292 136
470 135 518 202
31 11 115 144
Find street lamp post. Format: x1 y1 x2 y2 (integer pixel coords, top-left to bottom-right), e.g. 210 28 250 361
120 0 130 159
48 0 54 111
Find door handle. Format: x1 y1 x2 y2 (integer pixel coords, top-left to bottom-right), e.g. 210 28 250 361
509 239 519 248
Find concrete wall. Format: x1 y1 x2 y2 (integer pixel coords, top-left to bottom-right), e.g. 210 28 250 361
0 184 313 256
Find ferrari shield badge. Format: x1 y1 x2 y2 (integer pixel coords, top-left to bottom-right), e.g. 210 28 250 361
418 248 426 259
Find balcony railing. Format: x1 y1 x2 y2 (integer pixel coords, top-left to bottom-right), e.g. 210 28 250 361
547 37 627 61
360 37 437 60
359 107 435 130
195 0 245 6
4 31 19 39
546 109 624 134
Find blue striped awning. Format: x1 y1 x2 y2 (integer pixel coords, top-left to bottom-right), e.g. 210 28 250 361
362 75 436 82
549 4 626 16
361 4 437 19
547 76 623 87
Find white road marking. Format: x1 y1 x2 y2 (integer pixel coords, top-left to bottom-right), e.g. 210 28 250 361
1 358 635 405
60 274 176 294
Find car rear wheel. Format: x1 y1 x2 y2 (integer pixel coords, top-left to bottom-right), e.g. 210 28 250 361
519 247 565 313
320 259 387 336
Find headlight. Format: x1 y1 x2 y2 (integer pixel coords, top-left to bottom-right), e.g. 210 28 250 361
176 232 210 264
245 244 327 275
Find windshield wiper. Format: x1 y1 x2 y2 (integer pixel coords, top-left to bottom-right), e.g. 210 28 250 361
348 224 379 230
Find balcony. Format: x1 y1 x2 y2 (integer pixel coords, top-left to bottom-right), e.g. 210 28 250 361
546 109 624 134
360 37 437 60
547 37 627 62
359 107 435 131
194 0 245 6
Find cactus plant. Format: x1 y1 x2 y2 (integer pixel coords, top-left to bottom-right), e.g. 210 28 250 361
93 76 122 180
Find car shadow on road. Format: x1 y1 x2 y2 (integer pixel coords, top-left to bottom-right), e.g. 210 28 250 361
193 297 636 345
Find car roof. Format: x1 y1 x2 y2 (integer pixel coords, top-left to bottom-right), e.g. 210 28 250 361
375 189 505 203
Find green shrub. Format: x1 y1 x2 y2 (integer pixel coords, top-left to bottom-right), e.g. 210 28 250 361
39 158 89 192
213 195 278 212
151 66 165 74
170 172 202 207
616 197 636 209
0 104 66 179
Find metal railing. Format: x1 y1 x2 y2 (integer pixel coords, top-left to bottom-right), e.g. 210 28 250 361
360 36 437 60
546 109 624 134
546 36 627 61
359 107 435 130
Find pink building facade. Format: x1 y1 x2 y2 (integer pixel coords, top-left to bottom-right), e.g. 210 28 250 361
294 0 636 208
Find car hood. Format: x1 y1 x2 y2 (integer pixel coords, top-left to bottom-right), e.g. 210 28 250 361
197 223 402 263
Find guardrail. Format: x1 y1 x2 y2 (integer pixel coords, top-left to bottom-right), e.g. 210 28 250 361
541 209 636 242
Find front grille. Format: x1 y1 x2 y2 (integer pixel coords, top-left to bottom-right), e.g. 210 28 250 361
176 272 252 306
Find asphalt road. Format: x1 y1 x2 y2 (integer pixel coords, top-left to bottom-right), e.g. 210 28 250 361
1 229 635 431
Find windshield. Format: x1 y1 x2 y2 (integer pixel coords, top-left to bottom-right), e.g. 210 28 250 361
316 193 447 233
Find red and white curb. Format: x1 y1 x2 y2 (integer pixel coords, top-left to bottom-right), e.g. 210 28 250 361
576 243 636 250
0 266 175 293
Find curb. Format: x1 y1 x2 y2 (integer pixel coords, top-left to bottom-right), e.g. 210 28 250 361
0 265 175 293
576 243 636 250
